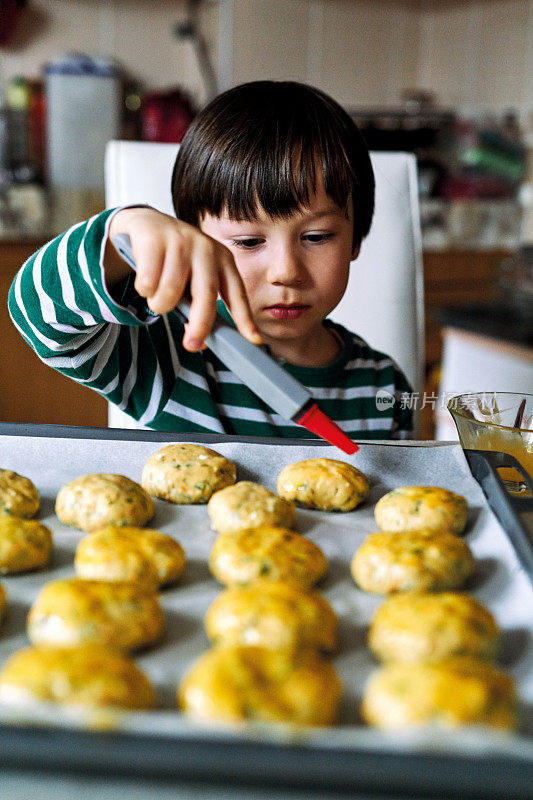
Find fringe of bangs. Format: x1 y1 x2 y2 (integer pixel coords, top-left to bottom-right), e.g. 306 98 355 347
219 133 352 221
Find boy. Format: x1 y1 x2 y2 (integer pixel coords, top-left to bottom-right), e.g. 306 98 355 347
9 81 413 439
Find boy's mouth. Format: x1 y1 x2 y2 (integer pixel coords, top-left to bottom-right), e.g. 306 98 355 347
265 304 310 320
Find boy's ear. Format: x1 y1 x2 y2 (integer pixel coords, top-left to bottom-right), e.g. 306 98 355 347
350 244 360 261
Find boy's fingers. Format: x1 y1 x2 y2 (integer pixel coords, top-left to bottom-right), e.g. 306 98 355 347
183 264 219 351
132 240 165 299
130 228 261 350
221 260 262 345
146 242 189 315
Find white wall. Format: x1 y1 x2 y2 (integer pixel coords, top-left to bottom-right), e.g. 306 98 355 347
416 0 533 116
1 0 219 107
1 0 533 119
225 0 419 108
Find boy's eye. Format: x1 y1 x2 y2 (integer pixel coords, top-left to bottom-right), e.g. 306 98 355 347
303 233 334 243
231 237 263 249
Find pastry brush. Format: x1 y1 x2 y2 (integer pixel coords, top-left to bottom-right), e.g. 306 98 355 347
112 233 358 455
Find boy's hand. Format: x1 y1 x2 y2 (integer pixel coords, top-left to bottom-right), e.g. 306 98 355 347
106 207 262 351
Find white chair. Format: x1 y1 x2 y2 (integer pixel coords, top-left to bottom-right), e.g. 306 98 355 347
105 140 424 434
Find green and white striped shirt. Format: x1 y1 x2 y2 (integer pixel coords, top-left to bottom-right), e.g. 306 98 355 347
8 209 413 439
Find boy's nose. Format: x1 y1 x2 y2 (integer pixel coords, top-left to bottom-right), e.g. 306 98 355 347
266 247 306 286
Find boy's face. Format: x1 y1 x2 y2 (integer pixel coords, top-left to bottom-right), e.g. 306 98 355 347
200 179 357 363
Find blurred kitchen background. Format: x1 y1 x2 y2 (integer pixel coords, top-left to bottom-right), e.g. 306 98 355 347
0 0 532 437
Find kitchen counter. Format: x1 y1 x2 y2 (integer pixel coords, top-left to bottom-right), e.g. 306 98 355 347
435 322 533 439
431 301 533 348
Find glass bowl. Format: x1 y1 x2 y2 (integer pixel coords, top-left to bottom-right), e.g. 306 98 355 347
447 392 533 486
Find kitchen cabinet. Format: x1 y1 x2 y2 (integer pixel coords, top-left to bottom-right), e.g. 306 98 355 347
421 248 510 439
0 238 108 427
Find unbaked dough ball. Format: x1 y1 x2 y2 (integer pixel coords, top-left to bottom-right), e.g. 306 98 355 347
277 458 369 511
0 468 39 518
368 592 500 664
0 517 52 574
361 659 517 731
205 580 338 653
0 643 156 710
55 474 154 532
178 645 342 726
141 443 236 505
207 481 295 534
374 486 468 535
75 526 185 589
209 526 328 589
27 578 164 652
351 529 475 594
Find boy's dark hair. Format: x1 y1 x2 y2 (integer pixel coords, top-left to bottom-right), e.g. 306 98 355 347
171 81 374 249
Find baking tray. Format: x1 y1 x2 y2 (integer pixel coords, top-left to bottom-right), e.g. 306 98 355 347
0 422 531 799
463 449 533 584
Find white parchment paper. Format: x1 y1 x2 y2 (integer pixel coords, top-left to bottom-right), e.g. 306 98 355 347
0 432 531 758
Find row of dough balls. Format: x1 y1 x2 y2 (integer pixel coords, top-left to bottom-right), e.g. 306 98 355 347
54 448 369 534
352 486 472 596
0 456 187 710
175 454 371 726
0 469 52 576
180 578 343 727
141 445 370 514
0 473 158 709
182 475 346 725
0 469 153 712
0 461 178 713
0 577 162 711
186 480 340 725
180 517 342 725
351 485 517 731
361 594 517 732
1 448 371 529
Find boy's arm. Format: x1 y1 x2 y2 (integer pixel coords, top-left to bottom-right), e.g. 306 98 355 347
7 209 180 425
9 204 261 426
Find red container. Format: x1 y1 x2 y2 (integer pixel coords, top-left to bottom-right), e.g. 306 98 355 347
141 88 196 143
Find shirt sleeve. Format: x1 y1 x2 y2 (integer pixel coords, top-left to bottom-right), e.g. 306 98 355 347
7 208 182 426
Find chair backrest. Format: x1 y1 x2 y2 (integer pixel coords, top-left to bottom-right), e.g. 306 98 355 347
105 140 424 433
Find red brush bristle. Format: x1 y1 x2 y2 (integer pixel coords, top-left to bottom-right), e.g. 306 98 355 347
297 403 359 455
